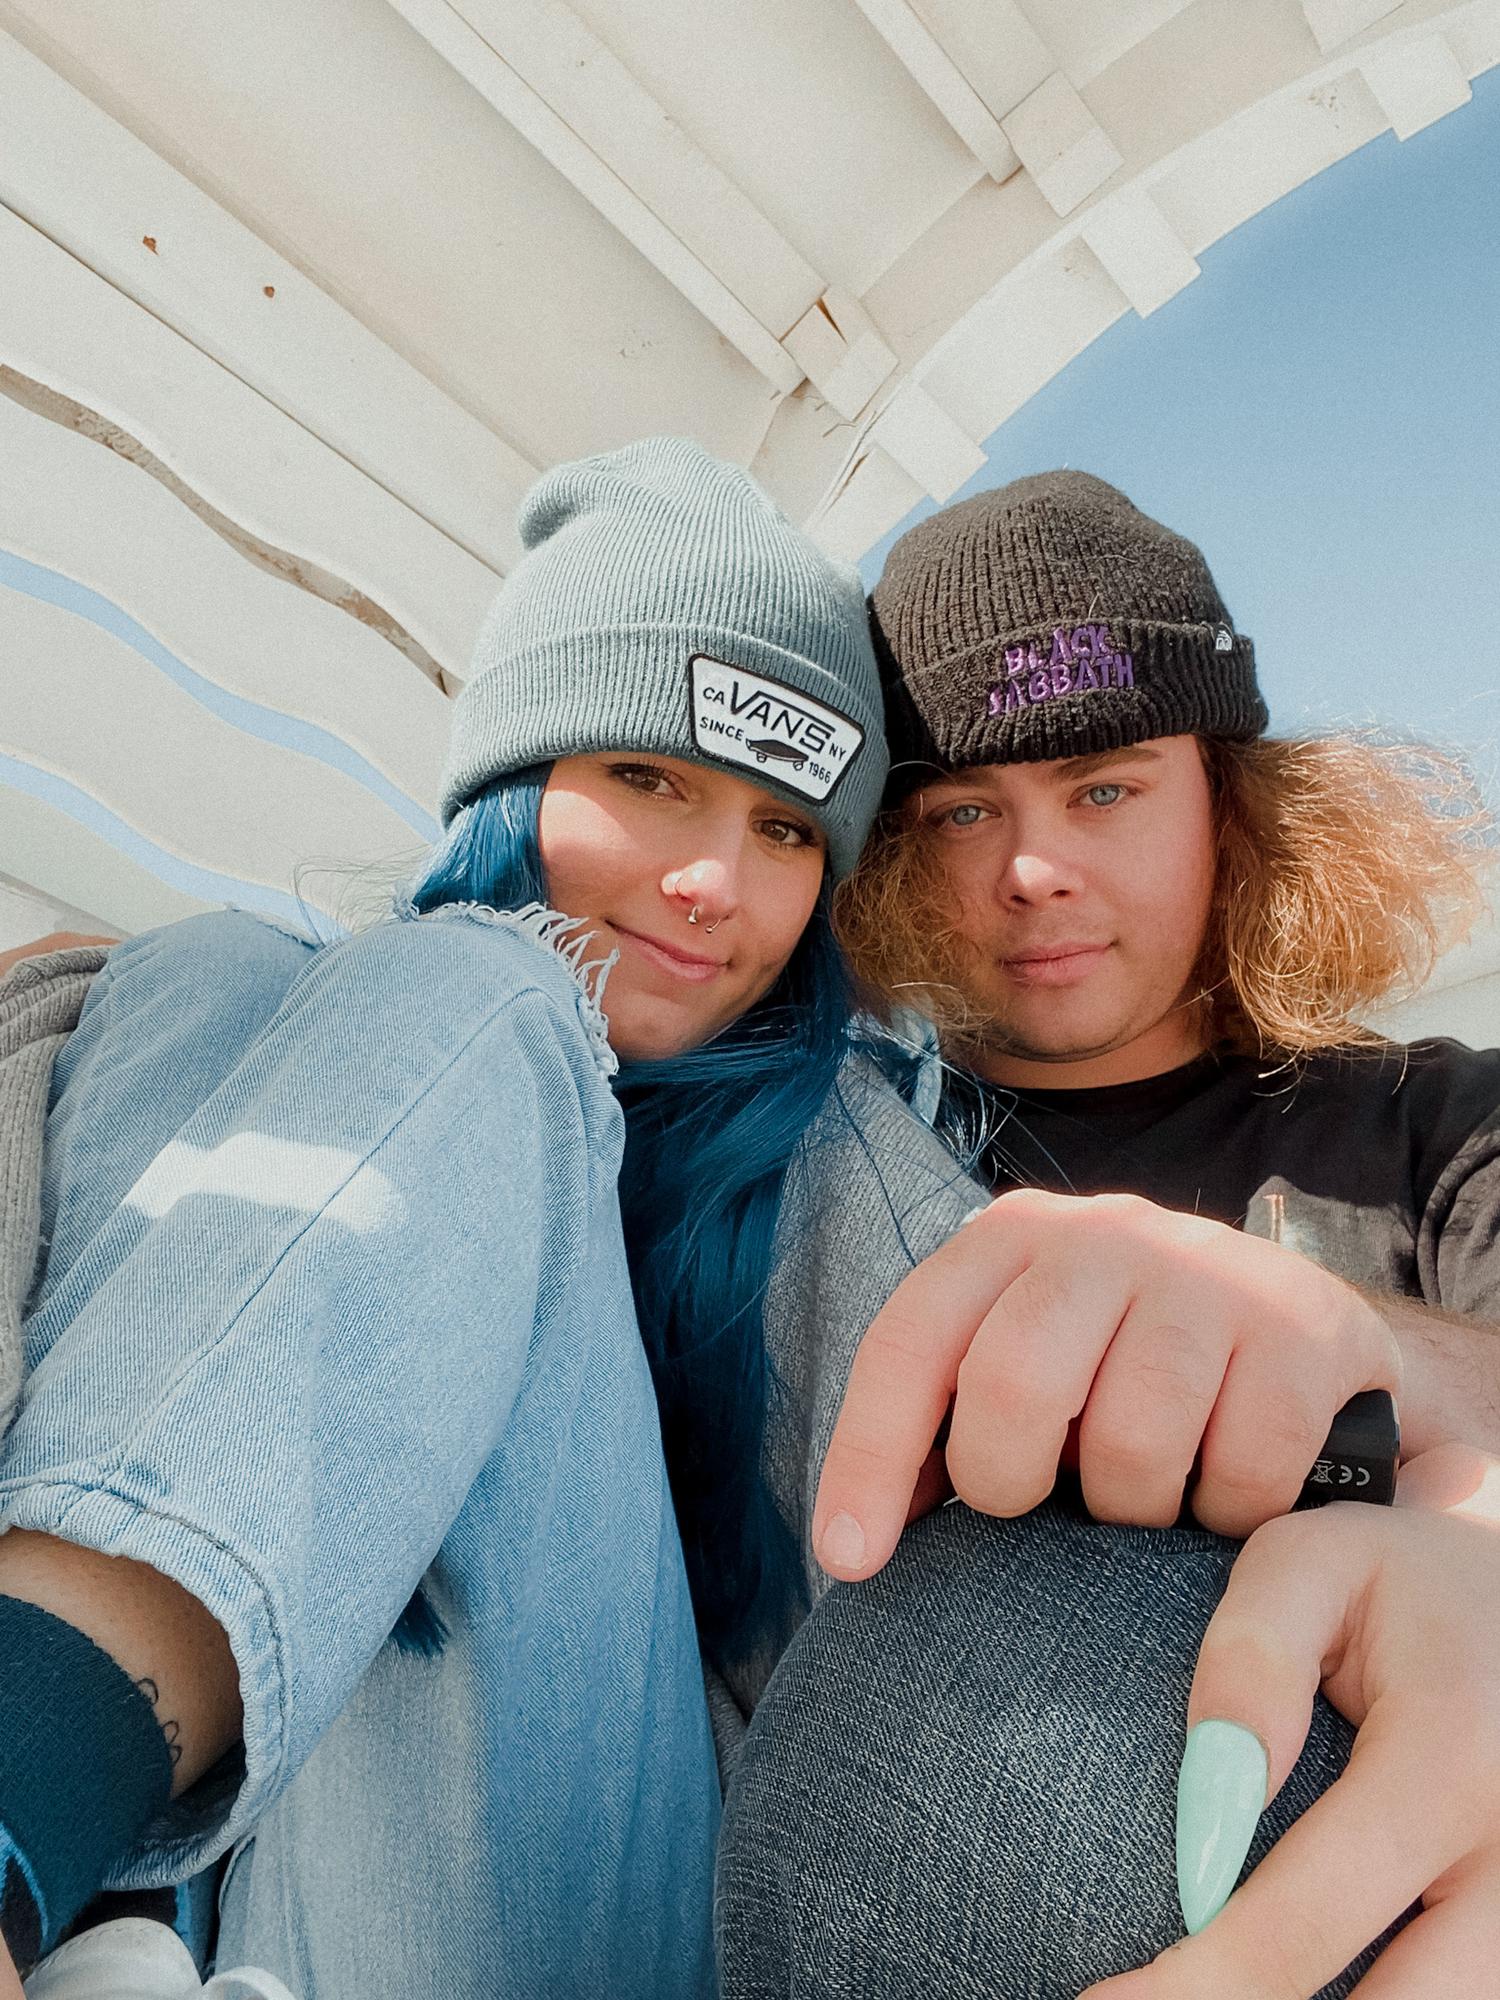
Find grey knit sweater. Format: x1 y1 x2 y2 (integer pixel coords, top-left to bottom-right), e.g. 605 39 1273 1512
0 947 111 1427
0 948 984 1766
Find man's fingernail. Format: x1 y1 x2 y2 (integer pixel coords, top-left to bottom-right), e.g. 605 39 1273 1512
819 1511 867 1572
1175 1719 1267 1934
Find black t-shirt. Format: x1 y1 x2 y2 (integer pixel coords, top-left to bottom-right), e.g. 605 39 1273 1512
944 1040 1500 1314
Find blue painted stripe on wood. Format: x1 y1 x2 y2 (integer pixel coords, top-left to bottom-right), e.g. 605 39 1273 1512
0 749 342 936
0 549 440 839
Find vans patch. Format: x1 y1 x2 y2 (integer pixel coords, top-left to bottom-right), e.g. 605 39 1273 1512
688 655 864 802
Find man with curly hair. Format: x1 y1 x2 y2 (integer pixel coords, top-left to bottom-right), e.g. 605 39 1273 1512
716 472 1500 2000
824 471 1497 1531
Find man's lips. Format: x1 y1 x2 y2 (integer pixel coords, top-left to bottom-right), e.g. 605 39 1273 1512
998 942 1111 986
612 924 728 983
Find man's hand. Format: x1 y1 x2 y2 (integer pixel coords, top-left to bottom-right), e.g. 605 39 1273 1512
0 932 116 981
813 1188 1401 1576
1079 1444 1500 1999
0 1936 20 1999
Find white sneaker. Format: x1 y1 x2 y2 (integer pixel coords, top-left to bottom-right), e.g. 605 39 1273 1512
23 1919 298 2000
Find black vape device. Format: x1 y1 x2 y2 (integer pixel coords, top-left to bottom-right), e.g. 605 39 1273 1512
1297 1388 1400 1509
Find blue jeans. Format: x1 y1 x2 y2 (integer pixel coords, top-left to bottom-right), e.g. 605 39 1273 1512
716 1499 1399 1998
10 908 720 1998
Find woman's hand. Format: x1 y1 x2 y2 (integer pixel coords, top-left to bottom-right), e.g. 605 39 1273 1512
0 1934 21 2000
1080 1443 1500 1999
0 932 116 980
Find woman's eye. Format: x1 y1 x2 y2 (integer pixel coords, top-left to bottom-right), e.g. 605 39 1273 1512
762 818 815 848
1082 783 1127 808
937 802 987 829
612 762 674 795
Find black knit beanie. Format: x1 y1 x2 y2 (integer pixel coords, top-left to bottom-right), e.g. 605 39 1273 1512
870 471 1268 793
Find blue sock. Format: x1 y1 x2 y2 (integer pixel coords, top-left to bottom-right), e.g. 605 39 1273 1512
0 1596 174 1969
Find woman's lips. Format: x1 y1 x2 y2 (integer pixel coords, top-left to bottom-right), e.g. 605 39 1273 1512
999 943 1111 987
613 925 727 984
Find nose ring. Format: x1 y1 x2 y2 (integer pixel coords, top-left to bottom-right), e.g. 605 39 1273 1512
687 906 722 935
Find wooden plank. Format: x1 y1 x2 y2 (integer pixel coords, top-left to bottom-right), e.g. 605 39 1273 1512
0 26 535 573
807 445 924 562
1079 185 1200 317
0 784 218 938
869 382 986 500
0 206 498 680
0 589 427 916
0 390 451 826
453 0 822 336
386 0 804 389
782 291 898 422
1002 72 1124 217
1302 0 1402 55
0 869 119 949
1362 31 1472 137
849 0 1020 180
908 0 1052 116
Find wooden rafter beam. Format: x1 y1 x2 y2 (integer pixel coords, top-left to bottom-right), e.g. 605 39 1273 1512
0 26 533 574
847 0 1019 181
385 0 806 391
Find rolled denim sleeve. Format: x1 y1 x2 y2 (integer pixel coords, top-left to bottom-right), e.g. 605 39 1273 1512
0 910 620 1884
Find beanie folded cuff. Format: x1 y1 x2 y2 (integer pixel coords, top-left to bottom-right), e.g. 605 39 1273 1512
441 623 887 878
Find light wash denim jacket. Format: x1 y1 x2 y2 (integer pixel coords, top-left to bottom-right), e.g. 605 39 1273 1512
0 909 983 1998
4 908 729 1998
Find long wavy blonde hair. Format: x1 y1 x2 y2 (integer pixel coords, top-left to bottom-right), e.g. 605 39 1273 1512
833 734 1494 1059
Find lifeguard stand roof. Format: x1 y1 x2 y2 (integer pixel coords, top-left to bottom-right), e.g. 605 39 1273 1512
1 0 1495 992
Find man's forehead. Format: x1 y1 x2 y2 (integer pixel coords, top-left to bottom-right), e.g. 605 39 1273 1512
927 743 1168 788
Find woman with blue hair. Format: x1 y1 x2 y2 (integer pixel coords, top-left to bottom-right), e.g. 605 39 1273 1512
0 437 892 1998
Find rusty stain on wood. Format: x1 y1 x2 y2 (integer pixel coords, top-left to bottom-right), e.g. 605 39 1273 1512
263 284 275 298
0 365 457 697
142 235 158 253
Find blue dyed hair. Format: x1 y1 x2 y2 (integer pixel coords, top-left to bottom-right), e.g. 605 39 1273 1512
407 765 853 1661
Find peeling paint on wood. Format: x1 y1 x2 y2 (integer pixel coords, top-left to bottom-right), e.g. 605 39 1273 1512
0 365 457 697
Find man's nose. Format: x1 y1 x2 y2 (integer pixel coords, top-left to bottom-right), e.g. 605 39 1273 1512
1002 848 1079 903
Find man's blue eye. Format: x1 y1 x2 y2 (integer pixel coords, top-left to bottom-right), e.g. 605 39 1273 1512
1085 784 1126 807
948 804 984 827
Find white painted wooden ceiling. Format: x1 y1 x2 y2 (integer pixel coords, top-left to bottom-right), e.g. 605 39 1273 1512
1 0 1496 939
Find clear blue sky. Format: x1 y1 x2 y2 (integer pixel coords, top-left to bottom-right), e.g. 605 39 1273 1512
861 68 1500 799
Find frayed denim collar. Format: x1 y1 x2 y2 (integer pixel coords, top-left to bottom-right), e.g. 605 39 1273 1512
395 899 619 1079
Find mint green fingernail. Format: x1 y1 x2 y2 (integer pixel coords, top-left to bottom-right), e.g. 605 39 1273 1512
1175 1720 1268 1935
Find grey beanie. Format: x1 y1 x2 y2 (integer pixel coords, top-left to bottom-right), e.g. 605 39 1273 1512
438 436 888 878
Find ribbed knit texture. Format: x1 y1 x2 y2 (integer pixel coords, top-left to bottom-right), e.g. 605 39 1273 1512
0 1597 174 1968
439 437 888 877
871 471 1268 789
0 947 108 1428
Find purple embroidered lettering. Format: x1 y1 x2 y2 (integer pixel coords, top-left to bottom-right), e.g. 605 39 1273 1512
988 684 1006 716
1112 652 1135 688
1004 645 1027 677
1074 655 1100 691
1005 679 1027 712
1028 670 1051 702
1048 627 1073 668
1050 662 1072 697
1071 625 1095 660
